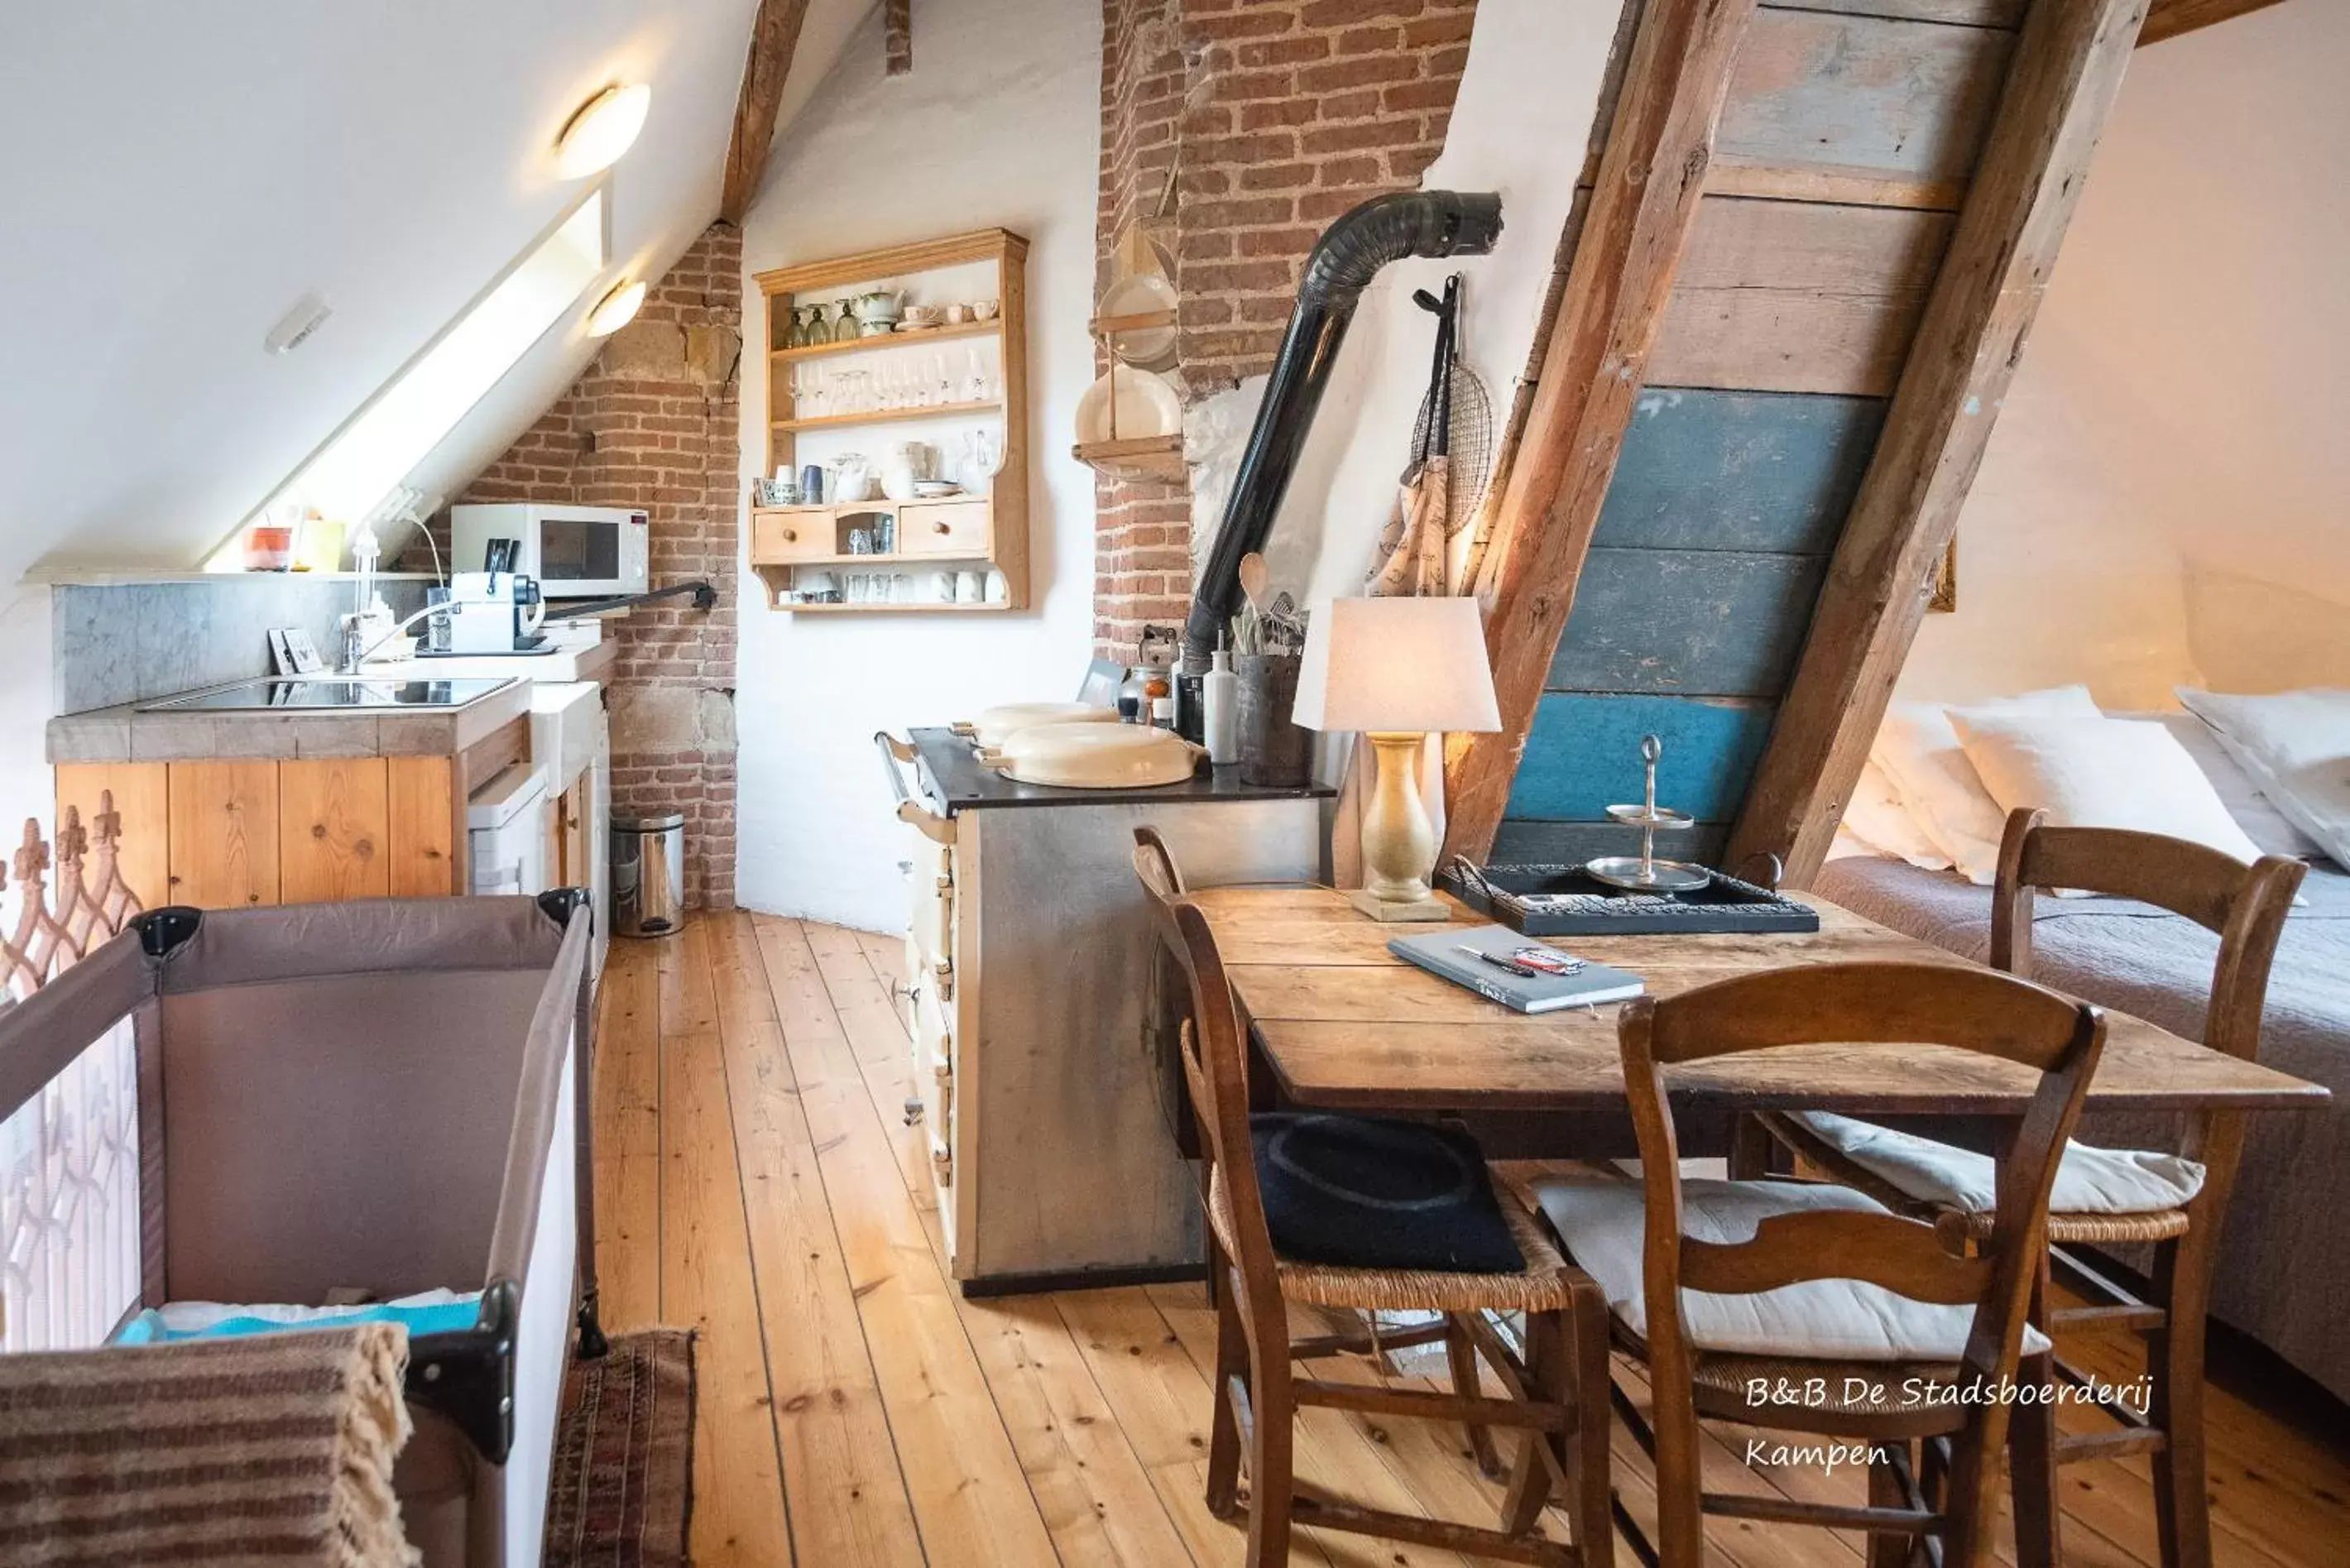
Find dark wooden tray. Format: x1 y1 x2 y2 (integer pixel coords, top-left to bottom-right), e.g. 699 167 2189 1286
1437 857 1820 937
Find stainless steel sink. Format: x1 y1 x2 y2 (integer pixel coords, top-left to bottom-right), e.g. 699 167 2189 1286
137 677 516 713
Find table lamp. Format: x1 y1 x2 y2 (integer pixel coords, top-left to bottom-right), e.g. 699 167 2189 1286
1294 596 1501 921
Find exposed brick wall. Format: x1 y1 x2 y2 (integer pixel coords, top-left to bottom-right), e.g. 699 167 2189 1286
452 223 743 909
1091 0 1478 659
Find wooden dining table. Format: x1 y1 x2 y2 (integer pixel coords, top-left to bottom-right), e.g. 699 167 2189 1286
1185 884 2330 1119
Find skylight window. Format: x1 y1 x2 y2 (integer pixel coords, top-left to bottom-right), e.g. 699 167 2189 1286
213 187 609 567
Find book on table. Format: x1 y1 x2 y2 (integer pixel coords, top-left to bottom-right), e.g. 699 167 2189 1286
1388 924 1646 1014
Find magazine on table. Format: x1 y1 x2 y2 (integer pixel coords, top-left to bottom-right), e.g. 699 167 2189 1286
1388 924 1646 1014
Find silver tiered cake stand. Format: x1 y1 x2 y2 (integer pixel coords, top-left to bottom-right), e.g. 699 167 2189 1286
1585 733 1712 894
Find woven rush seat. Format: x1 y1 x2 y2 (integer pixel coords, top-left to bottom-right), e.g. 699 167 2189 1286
1762 1110 2198 1244
1207 1163 1582 1313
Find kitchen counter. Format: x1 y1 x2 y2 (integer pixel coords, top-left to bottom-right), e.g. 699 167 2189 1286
909 725 1335 813
359 635 618 686
47 677 533 764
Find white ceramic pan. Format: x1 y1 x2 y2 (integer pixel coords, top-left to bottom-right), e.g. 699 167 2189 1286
979 723 1203 789
954 701 1120 751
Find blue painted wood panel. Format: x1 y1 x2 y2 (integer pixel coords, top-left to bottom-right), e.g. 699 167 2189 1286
1720 8 2012 187
1594 389 1884 554
1548 548 1825 698
1504 694 1777 824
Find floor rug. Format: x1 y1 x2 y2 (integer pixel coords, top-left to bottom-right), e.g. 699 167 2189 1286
543 1330 696 1568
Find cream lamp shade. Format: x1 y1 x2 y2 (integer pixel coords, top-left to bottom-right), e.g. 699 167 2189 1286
1292 595 1501 735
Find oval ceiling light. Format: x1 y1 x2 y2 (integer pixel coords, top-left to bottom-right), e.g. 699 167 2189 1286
588 280 647 337
554 83 651 178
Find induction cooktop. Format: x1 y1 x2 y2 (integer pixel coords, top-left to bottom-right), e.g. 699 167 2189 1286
138 677 514 712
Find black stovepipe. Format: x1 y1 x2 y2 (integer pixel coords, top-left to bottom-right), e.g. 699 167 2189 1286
1180 189 1504 673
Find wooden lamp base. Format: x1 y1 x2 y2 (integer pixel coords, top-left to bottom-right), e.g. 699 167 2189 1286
1352 731 1451 923
1349 887 1451 923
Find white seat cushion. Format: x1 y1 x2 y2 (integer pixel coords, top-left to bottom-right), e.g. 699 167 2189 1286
1791 1110 2204 1216
1534 1177 2050 1362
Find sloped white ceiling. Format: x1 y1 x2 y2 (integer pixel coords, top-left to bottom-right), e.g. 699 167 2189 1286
0 0 871 583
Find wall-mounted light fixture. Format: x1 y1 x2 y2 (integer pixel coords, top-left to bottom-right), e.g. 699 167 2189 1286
587 280 647 337
554 84 651 179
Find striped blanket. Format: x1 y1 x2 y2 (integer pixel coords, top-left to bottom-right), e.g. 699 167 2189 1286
0 1323 416 1567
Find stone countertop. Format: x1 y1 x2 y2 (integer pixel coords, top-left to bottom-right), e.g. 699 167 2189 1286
47 678 535 765
909 726 1336 812
356 636 618 686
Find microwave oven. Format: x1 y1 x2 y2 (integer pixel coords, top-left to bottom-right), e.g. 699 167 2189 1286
451 503 650 599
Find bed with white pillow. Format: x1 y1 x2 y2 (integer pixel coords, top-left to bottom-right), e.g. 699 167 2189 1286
1818 688 2350 1401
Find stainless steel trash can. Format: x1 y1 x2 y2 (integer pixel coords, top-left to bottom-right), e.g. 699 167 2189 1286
611 812 687 937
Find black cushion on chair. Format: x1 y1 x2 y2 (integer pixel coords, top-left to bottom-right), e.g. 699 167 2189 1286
1248 1113 1525 1273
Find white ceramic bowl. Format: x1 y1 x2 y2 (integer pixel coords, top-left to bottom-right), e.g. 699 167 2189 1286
1075 365 1182 445
1096 271 1179 366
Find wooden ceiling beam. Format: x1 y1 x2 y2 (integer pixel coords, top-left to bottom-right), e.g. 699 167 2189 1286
2141 0 2285 47
720 0 813 226
885 0 913 76
1440 0 1761 865
1723 0 2151 887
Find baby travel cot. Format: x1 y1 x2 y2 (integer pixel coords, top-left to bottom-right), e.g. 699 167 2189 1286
0 890 602 1568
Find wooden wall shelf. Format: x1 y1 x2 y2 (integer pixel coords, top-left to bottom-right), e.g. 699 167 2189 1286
771 398 1002 434
1072 434 1183 482
754 228 1030 616
770 319 1001 364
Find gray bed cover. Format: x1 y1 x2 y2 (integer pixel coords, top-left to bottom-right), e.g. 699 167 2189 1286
1815 856 2350 1403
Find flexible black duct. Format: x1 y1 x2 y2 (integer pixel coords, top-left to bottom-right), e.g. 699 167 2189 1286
1181 189 1504 672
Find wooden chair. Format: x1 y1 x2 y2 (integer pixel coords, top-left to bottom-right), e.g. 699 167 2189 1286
1537 961 2106 1568
1753 809 2304 1568
1140 858 1613 1566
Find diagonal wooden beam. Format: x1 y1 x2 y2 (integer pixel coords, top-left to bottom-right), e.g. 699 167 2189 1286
2141 0 2284 46
885 0 913 76
720 0 813 226
1441 0 1761 865
1724 0 2151 888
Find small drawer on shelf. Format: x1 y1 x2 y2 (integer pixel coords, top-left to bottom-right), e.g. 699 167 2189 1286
751 508 834 563
898 501 991 557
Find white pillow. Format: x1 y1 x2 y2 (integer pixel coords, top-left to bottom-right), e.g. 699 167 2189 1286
1789 1112 2204 1216
1873 686 2101 883
2129 711 2325 861
1840 760 1953 870
1947 712 2265 866
1534 1177 2050 1362
2176 688 2350 869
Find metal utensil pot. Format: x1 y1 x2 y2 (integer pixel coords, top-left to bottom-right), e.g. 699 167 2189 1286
1236 653 1312 788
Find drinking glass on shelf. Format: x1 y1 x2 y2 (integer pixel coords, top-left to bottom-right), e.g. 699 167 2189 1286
963 348 991 405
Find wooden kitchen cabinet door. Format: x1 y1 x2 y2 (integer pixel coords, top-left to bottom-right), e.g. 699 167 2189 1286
54 762 170 910
552 780 589 890
386 756 458 896
166 761 280 909
278 759 391 904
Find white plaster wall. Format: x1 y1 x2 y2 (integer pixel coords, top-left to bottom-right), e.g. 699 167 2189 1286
0 592 56 845
732 0 1103 928
1900 0 2350 707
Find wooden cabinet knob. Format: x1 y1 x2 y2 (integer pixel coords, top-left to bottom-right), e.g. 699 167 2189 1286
933 520 951 535
782 528 798 542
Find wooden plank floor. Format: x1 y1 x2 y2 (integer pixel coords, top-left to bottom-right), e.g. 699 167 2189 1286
592 914 2350 1566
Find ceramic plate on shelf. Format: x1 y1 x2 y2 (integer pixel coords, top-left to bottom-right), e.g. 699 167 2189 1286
1075 364 1182 445
1096 271 1178 365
